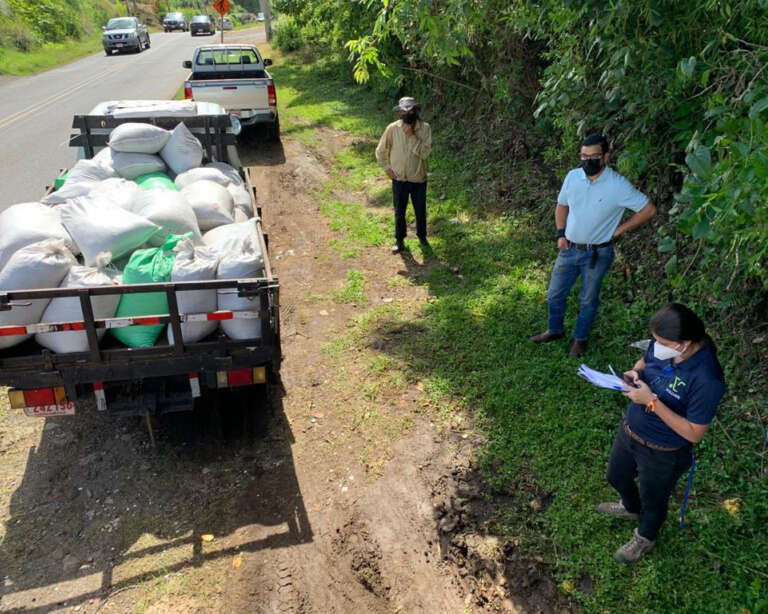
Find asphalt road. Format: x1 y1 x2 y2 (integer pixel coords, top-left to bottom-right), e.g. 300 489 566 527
0 26 267 208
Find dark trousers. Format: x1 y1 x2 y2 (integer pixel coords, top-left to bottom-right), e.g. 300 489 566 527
392 180 427 241
606 426 692 540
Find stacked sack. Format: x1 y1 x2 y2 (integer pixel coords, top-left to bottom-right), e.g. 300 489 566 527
0 121 264 352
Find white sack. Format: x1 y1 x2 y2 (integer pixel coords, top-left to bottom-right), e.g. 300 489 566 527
59 197 160 265
233 208 249 223
112 152 167 180
0 202 77 272
108 123 171 154
0 240 75 349
174 167 231 190
206 161 243 186
93 146 116 173
67 159 115 184
217 237 263 340
86 178 142 211
203 219 262 263
132 189 203 246
160 122 203 175
227 183 254 216
96 147 167 179
42 159 115 205
35 266 121 353
180 180 235 231
168 238 220 344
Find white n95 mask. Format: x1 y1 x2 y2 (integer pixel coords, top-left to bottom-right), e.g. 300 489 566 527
653 341 682 361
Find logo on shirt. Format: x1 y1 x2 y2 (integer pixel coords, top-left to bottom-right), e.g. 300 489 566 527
667 376 687 398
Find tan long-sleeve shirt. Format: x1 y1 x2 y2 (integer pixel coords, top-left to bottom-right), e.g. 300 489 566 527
375 119 432 183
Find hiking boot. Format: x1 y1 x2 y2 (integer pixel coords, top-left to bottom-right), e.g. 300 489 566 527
568 339 588 357
391 241 405 254
596 501 640 521
614 528 655 564
529 331 565 344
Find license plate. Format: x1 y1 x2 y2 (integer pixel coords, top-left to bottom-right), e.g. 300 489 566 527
23 402 75 417
115 43 125 47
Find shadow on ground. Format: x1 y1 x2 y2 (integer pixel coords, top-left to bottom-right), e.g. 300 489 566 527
0 382 311 613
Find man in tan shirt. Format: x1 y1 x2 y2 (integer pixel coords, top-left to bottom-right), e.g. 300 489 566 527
375 97 432 253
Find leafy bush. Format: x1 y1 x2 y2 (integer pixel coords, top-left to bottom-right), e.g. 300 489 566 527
273 16 303 52
1 0 122 50
0 18 40 50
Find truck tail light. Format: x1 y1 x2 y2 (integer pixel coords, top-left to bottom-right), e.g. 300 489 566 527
184 83 193 99
267 83 276 107
216 367 267 388
9 388 58 408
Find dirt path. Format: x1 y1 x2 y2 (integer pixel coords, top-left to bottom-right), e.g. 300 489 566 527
0 130 574 614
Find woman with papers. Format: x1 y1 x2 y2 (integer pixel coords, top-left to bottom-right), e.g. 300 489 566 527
596 303 725 563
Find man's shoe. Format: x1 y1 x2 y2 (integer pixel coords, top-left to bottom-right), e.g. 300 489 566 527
596 501 640 521
614 528 655 564
418 237 430 248
568 339 588 357
391 241 405 254
529 331 565 344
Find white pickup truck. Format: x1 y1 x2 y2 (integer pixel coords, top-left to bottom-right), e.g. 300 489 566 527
183 45 279 140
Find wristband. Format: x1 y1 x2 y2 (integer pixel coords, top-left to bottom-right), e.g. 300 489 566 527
556 228 566 240
646 394 658 413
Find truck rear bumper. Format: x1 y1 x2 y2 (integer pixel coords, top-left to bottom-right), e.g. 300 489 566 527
237 110 278 126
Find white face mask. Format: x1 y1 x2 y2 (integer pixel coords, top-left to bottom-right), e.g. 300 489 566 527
653 341 683 361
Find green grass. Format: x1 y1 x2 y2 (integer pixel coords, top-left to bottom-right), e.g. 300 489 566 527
0 34 105 75
269 50 768 614
335 270 367 304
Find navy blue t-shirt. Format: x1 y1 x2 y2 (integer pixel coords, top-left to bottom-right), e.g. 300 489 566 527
625 340 725 448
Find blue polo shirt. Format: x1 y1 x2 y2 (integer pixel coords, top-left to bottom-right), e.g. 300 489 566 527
557 167 649 244
625 340 725 448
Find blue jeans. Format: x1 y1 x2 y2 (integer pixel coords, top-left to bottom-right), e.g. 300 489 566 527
546 245 614 340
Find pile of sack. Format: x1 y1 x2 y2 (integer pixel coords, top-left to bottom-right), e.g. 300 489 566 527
0 122 265 354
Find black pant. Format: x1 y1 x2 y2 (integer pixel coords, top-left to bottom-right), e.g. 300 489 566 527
392 180 427 241
606 426 692 540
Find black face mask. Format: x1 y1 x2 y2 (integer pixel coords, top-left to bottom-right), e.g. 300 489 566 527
402 112 418 125
582 158 604 177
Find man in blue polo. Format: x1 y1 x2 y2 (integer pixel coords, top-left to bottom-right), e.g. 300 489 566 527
530 134 656 357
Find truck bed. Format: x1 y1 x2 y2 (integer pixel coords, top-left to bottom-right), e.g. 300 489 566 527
0 110 281 417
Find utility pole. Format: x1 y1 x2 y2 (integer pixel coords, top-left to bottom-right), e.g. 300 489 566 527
260 0 271 42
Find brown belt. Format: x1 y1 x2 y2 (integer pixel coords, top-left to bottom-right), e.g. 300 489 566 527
623 422 683 452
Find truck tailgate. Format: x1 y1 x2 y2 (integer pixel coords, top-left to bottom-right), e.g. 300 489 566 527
190 79 269 110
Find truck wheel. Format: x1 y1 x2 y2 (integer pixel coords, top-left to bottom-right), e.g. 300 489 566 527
104 49 110 56
146 37 151 48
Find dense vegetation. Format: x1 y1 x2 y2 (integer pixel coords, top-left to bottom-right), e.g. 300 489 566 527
267 1 768 612
0 0 123 52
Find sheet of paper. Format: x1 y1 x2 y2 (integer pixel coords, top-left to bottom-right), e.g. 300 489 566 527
577 363 629 391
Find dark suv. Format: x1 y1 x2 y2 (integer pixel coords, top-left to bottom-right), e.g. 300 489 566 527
102 17 150 54
163 12 188 32
190 15 215 36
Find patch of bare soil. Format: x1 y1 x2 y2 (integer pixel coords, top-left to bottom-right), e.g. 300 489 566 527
0 126 576 614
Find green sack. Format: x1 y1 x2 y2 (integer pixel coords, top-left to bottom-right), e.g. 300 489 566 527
53 170 70 190
134 172 177 191
111 234 184 348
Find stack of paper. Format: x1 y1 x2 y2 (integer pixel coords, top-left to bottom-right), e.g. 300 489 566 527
577 364 629 391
